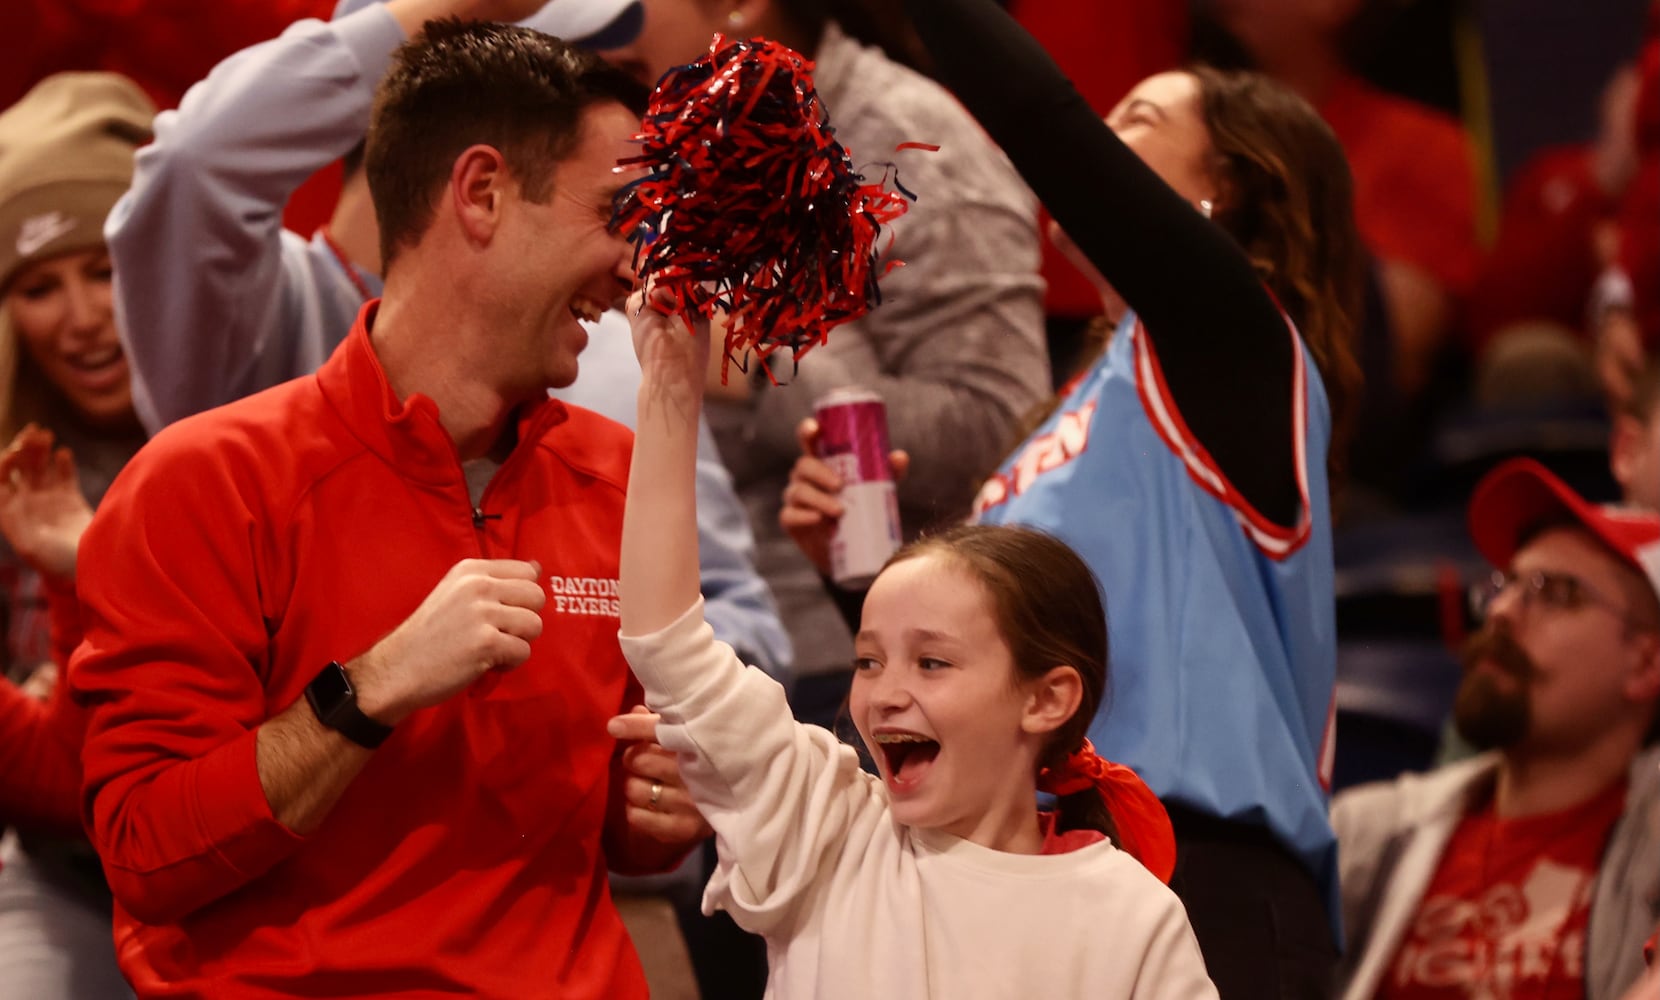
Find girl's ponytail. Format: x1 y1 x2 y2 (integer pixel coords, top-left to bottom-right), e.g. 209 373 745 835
1038 740 1176 882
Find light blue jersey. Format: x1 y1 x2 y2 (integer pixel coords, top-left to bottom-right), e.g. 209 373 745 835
975 312 1339 932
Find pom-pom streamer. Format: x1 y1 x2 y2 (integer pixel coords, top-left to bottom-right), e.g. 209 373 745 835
610 34 922 383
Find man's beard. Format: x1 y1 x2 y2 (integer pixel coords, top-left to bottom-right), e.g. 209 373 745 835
1453 625 1536 750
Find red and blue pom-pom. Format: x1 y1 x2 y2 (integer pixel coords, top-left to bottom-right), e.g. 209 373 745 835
610 33 923 383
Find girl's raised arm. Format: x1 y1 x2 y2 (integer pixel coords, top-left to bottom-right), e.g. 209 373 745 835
616 294 884 937
619 289 710 637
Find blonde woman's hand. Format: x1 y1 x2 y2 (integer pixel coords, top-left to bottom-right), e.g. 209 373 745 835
0 425 93 583
1595 308 1646 414
20 661 56 702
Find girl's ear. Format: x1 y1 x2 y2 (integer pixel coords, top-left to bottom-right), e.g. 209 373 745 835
1022 665 1083 737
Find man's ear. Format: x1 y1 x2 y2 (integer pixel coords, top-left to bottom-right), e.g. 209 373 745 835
449 144 510 246
1022 665 1083 738
1626 629 1660 704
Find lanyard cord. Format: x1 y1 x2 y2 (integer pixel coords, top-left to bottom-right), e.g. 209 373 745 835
319 226 374 303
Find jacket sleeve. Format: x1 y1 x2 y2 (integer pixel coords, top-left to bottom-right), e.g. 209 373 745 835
0 568 93 837
619 599 879 935
1330 777 1413 990
104 6 404 432
70 436 304 925
43 573 82 675
1331 783 1389 948
0 666 84 838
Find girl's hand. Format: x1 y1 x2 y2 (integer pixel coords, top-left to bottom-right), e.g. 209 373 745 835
628 286 711 394
779 417 908 577
0 425 93 583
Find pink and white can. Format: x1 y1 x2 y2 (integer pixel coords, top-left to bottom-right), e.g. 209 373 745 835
814 388 902 589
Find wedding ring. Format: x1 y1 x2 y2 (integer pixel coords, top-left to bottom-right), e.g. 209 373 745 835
649 780 663 810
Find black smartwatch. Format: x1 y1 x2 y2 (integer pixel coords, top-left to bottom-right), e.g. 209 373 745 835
304 661 394 749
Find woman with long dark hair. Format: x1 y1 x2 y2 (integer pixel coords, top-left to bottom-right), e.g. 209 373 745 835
782 1 1365 992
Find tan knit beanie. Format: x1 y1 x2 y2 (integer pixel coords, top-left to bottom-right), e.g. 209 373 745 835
0 72 154 293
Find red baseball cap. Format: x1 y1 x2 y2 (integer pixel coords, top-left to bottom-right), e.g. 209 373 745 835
1469 457 1660 602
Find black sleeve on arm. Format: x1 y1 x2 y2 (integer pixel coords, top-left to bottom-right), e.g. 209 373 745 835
900 0 1303 528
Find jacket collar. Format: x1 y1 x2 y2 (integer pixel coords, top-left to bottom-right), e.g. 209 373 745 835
316 301 572 488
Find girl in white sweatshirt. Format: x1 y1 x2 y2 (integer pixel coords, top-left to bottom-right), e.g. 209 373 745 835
610 291 1217 999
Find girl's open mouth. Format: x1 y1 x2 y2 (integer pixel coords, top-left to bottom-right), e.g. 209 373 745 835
873 731 940 793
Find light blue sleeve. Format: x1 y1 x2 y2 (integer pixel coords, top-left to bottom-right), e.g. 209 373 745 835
104 6 405 431
551 315 793 682
688 418 794 682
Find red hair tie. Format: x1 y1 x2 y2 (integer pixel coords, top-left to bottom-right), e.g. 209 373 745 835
1038 740 1176 882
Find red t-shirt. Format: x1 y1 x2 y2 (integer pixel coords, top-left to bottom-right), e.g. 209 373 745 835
1038 810 1108 855
1319 74 1483 300
1467 147 1609 349
1378 780 1627 1000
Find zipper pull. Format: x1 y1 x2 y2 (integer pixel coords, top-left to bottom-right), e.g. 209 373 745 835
473 507 503 530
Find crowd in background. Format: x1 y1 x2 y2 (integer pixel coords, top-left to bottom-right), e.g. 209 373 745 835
0 0 1656 997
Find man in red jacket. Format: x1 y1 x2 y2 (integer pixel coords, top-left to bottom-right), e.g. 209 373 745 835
68 12 708 998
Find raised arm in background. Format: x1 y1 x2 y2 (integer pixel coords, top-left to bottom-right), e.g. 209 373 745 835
899 0 1303 526
104 2 407 429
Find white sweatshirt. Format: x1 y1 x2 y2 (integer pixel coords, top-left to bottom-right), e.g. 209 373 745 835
620 600 1219 999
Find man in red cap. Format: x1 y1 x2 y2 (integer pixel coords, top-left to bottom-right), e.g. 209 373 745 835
1334 457 1660 1000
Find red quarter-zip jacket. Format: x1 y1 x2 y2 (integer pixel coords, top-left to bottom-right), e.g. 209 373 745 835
71 303 652 998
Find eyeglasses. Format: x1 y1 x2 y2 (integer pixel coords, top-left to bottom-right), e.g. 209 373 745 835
1470 568 1641 627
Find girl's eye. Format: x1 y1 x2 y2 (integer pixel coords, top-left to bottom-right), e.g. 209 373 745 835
14 280 58 301
852 657 879 672
918 658 951 671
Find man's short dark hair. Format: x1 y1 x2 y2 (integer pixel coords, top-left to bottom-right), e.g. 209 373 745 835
366 18 648 270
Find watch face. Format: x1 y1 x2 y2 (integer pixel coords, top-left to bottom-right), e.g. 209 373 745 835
310 661 354 710
306 661 392 749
